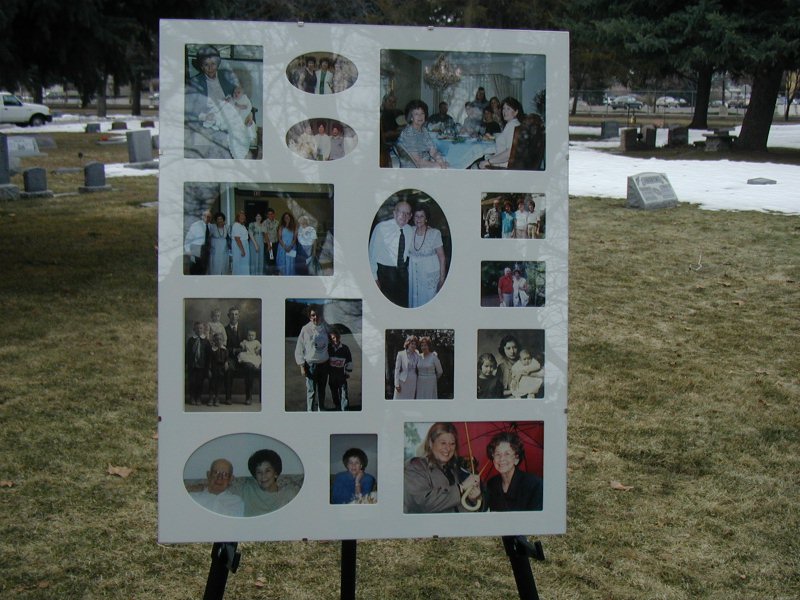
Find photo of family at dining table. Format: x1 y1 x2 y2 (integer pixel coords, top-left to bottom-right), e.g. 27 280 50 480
481 261 546 308
368 190 451 309
385 330 454 400
183 433 304 517
184 299 262 411
183 182 334 277
380 50 545 170
481 192 546 239
477 329 545 399
403 421 543 513
184 44 263 160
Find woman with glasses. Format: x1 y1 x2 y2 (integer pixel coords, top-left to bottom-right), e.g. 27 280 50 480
484 432 542 511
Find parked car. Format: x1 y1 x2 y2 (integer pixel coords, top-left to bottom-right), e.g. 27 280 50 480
728 98 748 109
0 92 52 126
656 96 681 108
611 95 644 110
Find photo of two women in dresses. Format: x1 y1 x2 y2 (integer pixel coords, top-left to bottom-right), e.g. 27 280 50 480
385 330 454 400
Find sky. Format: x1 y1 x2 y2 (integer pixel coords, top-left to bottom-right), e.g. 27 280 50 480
5 114 799 215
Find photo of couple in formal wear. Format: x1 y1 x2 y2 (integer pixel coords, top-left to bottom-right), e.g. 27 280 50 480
184 44 263 159
368 190 452 309
481 261 546 308
184 298 262 411
330 434 378 505
284 299 363 412
183 433 304 517
286 53 358 95
182 182 334 277
385 330 455 400
403 421 543 514
476 329 545 399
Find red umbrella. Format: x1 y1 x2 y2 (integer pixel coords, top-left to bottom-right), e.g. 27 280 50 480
454 421 544 480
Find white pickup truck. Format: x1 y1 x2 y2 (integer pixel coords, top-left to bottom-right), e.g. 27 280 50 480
0 92 52 126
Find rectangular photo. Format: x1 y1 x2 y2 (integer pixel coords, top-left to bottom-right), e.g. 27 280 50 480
481 261 545 308
385 329 454 400
330 434 378 505
184 44 263 159
403 421 543 513
285 299 363 412
477 329 544 399
481 192 545 239
183 182 334 277
380 50 545 170
184 299 262 411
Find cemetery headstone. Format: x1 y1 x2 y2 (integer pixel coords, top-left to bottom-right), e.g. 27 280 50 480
600 121 620 139
620 127 639 151
127 130 153 163
0 134 21 200
32 135 57 150
151 134 160 151
85 123 102 133
110 121 128 131
641 125 657 149
668 126 689 147
747 177 777 185
79 161 112 193
21 167 54 198
7 136 45 158
626 172 678 210
703 128 735 152
141 120 156 128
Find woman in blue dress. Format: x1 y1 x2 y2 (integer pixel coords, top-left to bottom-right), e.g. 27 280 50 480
248 212 265 276
501 201 515 239
276 212 298 276
208 212 230 275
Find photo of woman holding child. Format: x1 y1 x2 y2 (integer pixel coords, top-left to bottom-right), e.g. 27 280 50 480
476 330 545 399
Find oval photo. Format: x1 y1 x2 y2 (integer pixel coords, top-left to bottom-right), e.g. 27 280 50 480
286 52 358 95
368 189 452 308
183 433 304 517
286 119 358 161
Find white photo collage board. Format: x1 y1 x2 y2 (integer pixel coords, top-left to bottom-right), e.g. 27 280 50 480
158 19 569 543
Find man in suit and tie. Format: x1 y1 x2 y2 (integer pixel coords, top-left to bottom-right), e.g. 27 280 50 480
368 200 414 307
186 321 212 406
224 306 257 405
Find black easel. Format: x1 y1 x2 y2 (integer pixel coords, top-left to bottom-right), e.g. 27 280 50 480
341 539 357 600
203 542 240 600
502 536 545 600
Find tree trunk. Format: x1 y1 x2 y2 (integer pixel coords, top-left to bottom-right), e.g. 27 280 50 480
688 64 713 130
737 65 782 151
97 74 108 118
131 74 142 116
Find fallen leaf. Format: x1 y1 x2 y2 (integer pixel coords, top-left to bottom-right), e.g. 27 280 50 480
254 576 266 588
107 464 134 478
732 300 744 306
0 480 14 488
610 480 634 491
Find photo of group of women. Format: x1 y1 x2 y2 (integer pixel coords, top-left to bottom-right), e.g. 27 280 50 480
404 421 543 513
184 299 262 411
286 53 358 95
184 44 263 159
481 261 546 308
477 330 545 399
380 50 545 170
285 119 358 161
284 299 363 412
183 433 304 517
330 434 378 505
368 190 452 309
183 182 334 277
385 330 454 400
481 192 546 239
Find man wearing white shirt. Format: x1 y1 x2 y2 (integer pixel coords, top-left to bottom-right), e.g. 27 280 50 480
294 305 331 411
190 458 244 517
185 210 212 274
368 200 414 307
315 58 334 95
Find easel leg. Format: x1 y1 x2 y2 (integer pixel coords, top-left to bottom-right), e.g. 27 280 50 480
502 535 544 600
341 539 357 600
203 542 240 600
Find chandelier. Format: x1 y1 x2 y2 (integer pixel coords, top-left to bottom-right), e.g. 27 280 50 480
423 54 462 90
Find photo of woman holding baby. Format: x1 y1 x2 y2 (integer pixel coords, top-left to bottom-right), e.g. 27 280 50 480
476 330 545 399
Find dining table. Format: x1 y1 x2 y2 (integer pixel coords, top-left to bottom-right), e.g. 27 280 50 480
434 136 496 169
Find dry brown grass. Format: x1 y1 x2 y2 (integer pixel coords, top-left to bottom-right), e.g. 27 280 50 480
0 135 798 598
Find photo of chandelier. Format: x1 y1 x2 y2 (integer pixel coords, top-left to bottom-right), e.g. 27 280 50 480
423 53 462 90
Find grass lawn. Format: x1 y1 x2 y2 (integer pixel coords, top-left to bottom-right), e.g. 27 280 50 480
0 134 798 598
